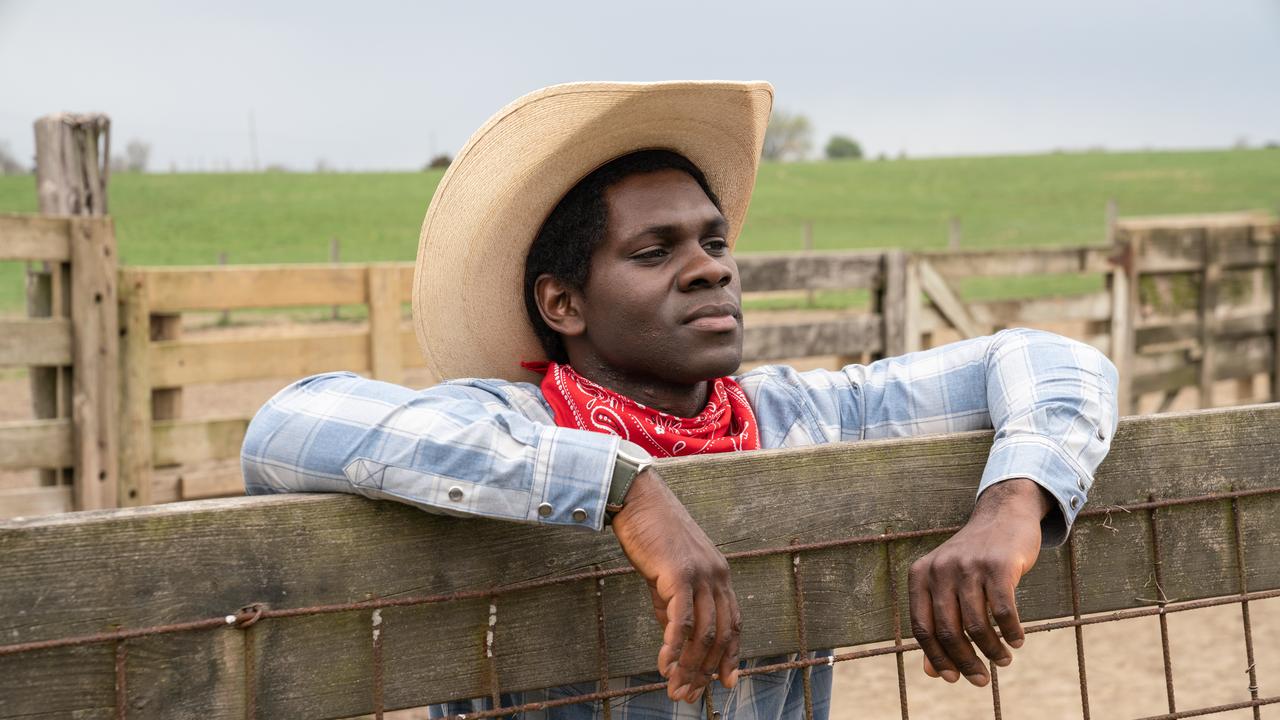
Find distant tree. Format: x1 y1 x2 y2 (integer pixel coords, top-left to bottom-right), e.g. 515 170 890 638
762 110 812 162
0 141 27 175
315 158 333 173
125 140 151 172
264 163 290 173
425 153 452 170
825 135 863 160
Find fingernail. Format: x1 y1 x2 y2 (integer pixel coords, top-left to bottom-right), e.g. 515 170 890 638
690 686 705 703
966 673 989 687
995 656 1012 667
941 670 959 683
1009 638 1025 648
673 683 690 699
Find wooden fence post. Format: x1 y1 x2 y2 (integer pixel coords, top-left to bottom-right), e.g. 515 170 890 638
68 218 118 510
1110 229 1139 415
118 271 153 506
32 113 111 505
881 251 920 357
1198 229 1221 408
1273 228 1280 402
367 264 403 384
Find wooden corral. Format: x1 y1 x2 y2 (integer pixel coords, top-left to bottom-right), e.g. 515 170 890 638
3 211 1279 517
1 404 1277 718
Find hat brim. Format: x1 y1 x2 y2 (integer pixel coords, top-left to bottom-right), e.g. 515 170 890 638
412 81 774 384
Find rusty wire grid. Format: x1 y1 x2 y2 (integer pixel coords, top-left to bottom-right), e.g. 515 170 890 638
2 486 1278 720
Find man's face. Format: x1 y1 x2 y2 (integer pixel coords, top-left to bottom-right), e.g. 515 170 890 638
573 168 743 385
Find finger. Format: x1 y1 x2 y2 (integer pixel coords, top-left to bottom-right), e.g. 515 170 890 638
717 589 743 688
933 590 989 686
958 579 1010 666
657 588 692 685
922 655 939 678
650 586 669 627
986 577 1025 649
673 586 716 702
908 567 960 683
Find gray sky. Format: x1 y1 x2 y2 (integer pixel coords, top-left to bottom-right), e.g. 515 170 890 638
2 0 1277 171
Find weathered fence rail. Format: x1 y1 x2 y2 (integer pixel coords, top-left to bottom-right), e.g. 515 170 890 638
1 403 1277 718
0 213 117 516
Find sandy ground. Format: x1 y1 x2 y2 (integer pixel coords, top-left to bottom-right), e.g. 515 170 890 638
5 314 1278 718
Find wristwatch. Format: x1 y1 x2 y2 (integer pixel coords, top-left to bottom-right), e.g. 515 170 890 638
605 440 653 522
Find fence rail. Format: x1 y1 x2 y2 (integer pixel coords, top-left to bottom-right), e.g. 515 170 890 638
1 403 1277 718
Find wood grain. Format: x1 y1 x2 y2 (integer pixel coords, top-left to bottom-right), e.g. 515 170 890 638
141 265 370 311
2 405 1277 717
0 419 73 470
0 214 72 261
0 318 72 366
735 251 882 292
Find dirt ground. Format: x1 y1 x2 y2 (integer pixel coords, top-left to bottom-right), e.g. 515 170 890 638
4 314 1278 718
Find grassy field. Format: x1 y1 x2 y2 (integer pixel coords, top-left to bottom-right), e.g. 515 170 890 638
2 149 1277 312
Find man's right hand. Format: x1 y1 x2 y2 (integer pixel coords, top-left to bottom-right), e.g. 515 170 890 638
609 467 741 704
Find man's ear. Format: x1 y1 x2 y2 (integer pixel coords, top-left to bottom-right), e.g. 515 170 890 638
534 274 587 338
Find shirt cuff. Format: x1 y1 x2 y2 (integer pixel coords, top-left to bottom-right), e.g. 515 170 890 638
978 436 1092 547
529 426 621 532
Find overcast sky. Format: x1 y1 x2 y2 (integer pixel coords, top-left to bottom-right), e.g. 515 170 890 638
2 0 1277 171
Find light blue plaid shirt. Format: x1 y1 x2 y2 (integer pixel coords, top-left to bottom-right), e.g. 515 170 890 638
242 328 1118 719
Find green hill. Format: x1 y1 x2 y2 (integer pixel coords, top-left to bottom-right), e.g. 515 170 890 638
2 149 1277 312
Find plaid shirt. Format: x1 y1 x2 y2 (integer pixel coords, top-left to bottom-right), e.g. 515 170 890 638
242 328 1118 719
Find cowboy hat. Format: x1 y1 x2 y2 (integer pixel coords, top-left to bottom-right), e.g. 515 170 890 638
412 81 774 383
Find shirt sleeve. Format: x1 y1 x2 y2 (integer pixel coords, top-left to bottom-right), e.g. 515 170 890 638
240 372 625 531
776 328 1119 546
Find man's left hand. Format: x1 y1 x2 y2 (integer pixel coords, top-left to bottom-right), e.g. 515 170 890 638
907 477 1051 687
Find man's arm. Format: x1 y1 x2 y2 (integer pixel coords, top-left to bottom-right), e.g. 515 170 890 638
240 371 737 703
762 327 1119 685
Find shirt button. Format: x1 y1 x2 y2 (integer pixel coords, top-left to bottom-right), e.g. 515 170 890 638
1077 478 1087 491
537 502 554 517
1096 429 1106 441
447 486 464 502
572 508 588 523
1070 496 1081 510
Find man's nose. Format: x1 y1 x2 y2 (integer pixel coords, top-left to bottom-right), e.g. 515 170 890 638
678 246 734 290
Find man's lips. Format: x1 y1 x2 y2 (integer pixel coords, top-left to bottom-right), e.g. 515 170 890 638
683 303 741 332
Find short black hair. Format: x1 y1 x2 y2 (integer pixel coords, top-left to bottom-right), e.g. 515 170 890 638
522 149 722 363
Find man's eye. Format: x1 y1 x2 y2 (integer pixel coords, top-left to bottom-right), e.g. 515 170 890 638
703 238 729 254
633 248 668 260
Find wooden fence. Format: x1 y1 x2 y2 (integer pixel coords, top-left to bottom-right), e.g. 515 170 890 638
3 211 1278 516
1 403 1277 718
0 213 117 516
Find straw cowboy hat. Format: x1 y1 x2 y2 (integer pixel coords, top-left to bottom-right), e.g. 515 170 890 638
412 81 775 383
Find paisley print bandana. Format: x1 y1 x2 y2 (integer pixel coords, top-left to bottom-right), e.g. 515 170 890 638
521 361 762 457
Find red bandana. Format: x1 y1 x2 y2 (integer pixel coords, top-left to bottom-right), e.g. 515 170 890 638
522 361 762 457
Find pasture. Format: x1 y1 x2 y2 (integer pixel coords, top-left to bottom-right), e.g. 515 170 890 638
1 148 1278 312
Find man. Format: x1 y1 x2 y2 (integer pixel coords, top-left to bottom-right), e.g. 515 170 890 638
242 81 1118 718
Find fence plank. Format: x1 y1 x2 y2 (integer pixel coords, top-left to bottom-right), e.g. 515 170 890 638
0 318 72 366
741 315 883 361
150 330 372 386
918 292 1111 332
118 273 153 506
0 214 72 261
735 251 882 292
1273 234 1280 402
0 419 74 470
151 418 250 467
916 259 982 338
924 246 1113 278
68 218 118 511
1132 335 1272 395
367 264 404 384
141 265 371 311
3 405 1276 717
0 486 74 519
1198 230 1222 406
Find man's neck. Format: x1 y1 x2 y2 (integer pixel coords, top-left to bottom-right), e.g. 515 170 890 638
567 359 711 418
